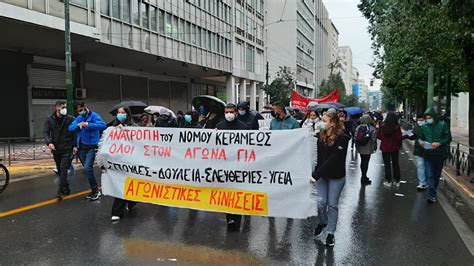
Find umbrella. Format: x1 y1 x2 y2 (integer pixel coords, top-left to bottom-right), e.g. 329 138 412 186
192 95 226 115
325 102 346 109
144 106 177 118
110 100 147 116
307 102 334 111
345 107 364 116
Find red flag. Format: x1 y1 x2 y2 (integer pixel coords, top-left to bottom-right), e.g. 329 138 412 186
290 89 339 110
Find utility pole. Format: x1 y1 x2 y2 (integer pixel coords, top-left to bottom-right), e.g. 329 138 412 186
64 0 74 114
427 66 434 109
265 61 269 85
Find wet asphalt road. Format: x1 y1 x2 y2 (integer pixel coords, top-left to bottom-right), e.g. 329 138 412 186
0 143 473 265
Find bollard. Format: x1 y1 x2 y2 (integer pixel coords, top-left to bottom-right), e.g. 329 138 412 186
455 143 461 176
7 140 11 166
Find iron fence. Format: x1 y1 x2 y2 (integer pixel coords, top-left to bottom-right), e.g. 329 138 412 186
0 137 52 166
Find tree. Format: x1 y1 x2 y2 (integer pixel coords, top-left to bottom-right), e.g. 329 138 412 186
319 71 346 99
263 66 295 105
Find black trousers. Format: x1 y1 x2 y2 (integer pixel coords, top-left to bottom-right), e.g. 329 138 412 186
382 151 400 182
360 154 371 179
53 151 72 193
111 198 137 217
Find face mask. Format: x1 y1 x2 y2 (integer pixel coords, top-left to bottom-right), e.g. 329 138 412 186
184 114 192 123
319 123 328 131
225 113 236 122
417 121 425 126
153 115 158 121
79 109 87 116
425 118 434 124
271 111 278 118
238 110 246 116
199 106 206 115
117 113 127 122
59 108 67 116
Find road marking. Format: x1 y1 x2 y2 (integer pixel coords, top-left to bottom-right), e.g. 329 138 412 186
0 190 90 218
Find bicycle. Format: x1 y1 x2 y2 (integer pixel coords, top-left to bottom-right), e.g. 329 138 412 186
0 159 9 193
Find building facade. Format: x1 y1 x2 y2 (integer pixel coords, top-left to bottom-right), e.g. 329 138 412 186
338 45 353 95
327 20 339 66
0 0 264 138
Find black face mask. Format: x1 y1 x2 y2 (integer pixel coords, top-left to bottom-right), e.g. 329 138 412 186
271 111 279 118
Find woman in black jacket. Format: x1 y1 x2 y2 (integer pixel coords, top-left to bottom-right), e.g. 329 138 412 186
312 112 350 247
110 106 138 222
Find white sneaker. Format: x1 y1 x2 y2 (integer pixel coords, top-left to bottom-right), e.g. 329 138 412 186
394 182 400 187
383 181 392 187
111 216 120 221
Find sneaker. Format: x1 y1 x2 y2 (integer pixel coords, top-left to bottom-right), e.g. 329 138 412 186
89 190 102 201
394 182 400 188
56 191 64 200
126 204 137 211
314 223 327 236
84 192 94 200
361 178 372 185
427 197 437 204
53 169 58 175
326 234 335 247
383 181 392 187
111 216 121 221
417 184 427 191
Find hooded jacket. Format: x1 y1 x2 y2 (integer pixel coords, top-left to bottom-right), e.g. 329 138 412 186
44 113 76 152
355 114 377 155
68 111 107 148
419 107 452 158
237 101 259 130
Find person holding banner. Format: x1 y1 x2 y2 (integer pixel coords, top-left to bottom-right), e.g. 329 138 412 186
237 101 259 130
312 112 350 247
183 111 201 128
215 103 249 231
110 106 138 221
269 102 300 130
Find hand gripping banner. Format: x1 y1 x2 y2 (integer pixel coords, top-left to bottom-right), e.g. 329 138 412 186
97 127 316 219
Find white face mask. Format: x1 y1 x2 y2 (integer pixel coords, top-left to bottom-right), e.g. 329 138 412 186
59 108 67 116
225 113 236 122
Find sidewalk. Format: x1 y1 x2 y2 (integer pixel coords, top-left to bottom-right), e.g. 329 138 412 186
6 158 82 178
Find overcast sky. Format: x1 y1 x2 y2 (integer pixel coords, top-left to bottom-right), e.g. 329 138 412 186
322 0 381 90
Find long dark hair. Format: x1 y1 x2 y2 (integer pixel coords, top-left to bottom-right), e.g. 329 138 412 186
114 106 133 126
383 112 399 135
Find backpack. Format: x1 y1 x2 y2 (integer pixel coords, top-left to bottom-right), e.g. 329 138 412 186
355 125 371 146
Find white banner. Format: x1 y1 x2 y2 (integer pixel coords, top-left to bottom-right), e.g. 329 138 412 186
97 127 316 219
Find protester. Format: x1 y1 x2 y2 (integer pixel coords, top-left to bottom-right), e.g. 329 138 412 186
138 113 152 127
419 107 452 203
43 101 76 199
183 111 201 128
237 101 259 129
338 110 352 139
377 112 402 187
293 108 305 120
412 114 427 190
312 112 350 247
199 105 220 129
155 109 178 128
302 110 321 135
269 102 300 130
69 100 107 201
176 110 185 128
355 114 377 185
110 106 138 221
215 103 249 231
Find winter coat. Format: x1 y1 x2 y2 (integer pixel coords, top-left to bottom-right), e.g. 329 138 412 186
355 115 377 155
43 114 76 152
270 114 300 130
314 133 350 179
377 123 402 153
419 107 452 158
215 119 249 130
237 101 259 130
68 111 107 148
155 117 178 128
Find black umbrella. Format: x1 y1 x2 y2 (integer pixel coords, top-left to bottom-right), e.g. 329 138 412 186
326 102 346 109
307 102 334 111
192 95 226 116
110 100 147 116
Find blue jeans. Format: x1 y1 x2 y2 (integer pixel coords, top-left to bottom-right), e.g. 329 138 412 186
77 148 98 191
424 155 445 198
317 177 346 234
415 156 426 186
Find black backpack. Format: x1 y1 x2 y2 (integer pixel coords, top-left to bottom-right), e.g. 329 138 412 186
355 125 371 146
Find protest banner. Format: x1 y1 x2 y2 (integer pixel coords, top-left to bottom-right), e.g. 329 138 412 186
97 127 316 219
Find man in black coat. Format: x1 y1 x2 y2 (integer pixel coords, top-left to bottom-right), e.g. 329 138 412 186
236 101 259 130
43 101 77 198
215 103 249 231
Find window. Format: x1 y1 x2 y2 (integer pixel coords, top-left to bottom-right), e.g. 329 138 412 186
179 19 185 41
159 10 165 33
111 0 120 19
141 2 149 29
150 6 157 31
123 0 131 23
165 13 172 36
72 0 87 7
208 31 212 50
101 0 109 15
172 16 178 38
191 24 196 45
246 45 255 72
201 29 206 48
197 27 202 47
185 22 191 42
88 0 95 8
132 0 139 26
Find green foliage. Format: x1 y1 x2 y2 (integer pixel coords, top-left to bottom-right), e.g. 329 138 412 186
358 0 470 109
262 66 295 106
319 72 346 99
